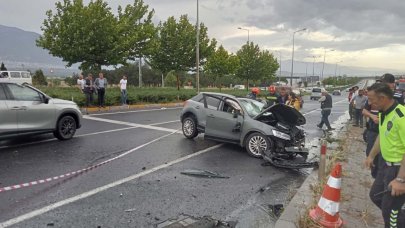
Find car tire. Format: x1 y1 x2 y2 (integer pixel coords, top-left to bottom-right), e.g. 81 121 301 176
54 115 77 140
182 116 198 139
245 132 272 158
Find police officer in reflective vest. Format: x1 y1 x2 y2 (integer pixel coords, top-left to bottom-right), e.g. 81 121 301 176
366 83 405 228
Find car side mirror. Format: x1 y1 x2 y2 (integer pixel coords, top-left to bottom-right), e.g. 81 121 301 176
43 96 50 104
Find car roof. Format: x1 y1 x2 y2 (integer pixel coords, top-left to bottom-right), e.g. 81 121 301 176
200 92 237 99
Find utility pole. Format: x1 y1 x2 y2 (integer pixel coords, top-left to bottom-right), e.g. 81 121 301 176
290 28 306 87
196 0 200 93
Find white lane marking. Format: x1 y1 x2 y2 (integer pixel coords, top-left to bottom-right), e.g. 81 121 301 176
84 116 182 134
0 144 223 228
0 120 181 150
150 120 179 126
88 107 182 116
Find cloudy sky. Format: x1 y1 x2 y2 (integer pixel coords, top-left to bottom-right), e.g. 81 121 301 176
1 0 405 74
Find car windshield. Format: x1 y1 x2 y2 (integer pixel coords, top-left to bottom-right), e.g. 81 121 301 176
313 88 321 92
238 98 265 117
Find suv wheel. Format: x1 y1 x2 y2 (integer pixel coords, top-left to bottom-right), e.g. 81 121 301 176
182 116 198 139
54 116 77 140
245 133 271 158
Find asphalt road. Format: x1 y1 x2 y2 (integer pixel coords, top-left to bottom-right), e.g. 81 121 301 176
0 92 350 228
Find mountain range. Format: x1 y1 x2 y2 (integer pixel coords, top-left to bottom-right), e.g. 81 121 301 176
0 24 399 77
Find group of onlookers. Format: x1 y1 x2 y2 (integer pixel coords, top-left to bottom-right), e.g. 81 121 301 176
77 73 128 108
355 73 405 227
248 86 302 111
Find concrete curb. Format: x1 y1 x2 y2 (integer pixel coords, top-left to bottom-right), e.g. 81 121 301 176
80 102 184 114
274 113 350 228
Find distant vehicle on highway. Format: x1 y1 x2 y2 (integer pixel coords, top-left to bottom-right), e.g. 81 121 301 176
332 90 341 96
233 85 245 90
310 87 323 100
0 71 32 84
180 92 307 158
0 82 82 140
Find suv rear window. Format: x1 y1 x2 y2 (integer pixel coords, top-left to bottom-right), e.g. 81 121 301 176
312 88 321 92
206 96 220 110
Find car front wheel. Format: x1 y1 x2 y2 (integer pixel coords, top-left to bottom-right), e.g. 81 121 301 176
182 116 198 139
245 132 271 158
54 116 77 140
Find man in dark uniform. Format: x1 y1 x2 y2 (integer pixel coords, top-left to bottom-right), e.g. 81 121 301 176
265 85 280 107
376 73 404 105
317 88 334 131
365 83 405 228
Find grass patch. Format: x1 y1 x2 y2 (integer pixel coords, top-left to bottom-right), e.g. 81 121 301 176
297 132 349 226
37 86 251 107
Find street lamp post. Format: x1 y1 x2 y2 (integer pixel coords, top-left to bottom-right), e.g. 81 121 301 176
237 27 250 44
275 50 281 83
321 49 335 82
335 60 343 77
309 55 320 86
196 0 200 93
290 28 306 87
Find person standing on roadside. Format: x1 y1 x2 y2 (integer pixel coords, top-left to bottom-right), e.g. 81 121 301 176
277 87 289 104
83 73 94 107
317 88 334 131
362 87 381 178
286 92 301 111
120 75 128 105
265 85 280 107
348 88 354 120
94 72 108 108
376 73 404 105
77 73 85 93
365 82 405 228
351 89 368 127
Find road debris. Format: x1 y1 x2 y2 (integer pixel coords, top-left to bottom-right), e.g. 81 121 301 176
268 204 284 217
125 208 136 212
180 169 230 179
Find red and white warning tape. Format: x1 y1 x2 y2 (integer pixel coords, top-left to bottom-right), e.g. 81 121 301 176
0 130 178 193
0 156 114 193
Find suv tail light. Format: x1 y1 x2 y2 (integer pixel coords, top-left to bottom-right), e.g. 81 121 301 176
183 101 188 107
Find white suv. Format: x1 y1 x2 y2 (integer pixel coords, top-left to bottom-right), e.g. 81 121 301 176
0 82 82 140
310 87 322 100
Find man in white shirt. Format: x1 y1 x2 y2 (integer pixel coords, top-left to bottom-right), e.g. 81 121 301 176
77 74 85 93
120 75 128 105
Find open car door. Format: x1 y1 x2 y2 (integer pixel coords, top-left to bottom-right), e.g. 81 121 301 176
203 94 244 144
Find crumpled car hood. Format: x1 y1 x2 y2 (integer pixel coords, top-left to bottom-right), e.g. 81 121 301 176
254 104 306 126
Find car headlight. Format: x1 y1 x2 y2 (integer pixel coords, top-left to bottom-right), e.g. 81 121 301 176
272 130 291 140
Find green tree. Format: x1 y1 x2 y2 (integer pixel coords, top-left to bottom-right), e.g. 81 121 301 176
165 70 178 87
117 0 157 62
37 0 121 71
205 45 239 91
0 62 7 71
235 44 279 89
32 69 48 86
149 15 216 90
65 73 79 86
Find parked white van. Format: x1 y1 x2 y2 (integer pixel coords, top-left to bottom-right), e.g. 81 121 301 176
0 71 32 84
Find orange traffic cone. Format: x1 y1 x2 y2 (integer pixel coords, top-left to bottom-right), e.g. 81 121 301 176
309 163 344 227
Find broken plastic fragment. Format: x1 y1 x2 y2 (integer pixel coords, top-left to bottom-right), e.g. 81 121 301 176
180 169 230 179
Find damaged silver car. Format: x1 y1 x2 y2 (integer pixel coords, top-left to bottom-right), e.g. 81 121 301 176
180 92 309 161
